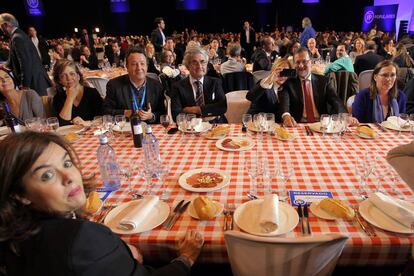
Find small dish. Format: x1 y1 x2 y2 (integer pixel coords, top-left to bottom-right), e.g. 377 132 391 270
309 202 337 220
187 200 224 220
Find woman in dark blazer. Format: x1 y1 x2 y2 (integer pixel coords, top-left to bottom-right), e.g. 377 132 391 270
0 132 203 276
352 60 406 123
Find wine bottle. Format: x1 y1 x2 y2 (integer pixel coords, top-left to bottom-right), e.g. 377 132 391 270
3 103 21 133
130 110 143 148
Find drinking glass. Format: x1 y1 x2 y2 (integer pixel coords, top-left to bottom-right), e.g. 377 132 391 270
354 152 376 199
245 155 259 195
339 113 351 136
114 115 126 139
46 117 59 132
242 114 252 135
155 162 170 199
103 115 114 138
25 117 43 132
92 116 103 134
320 114 331 137
160 115 171 135
398 113 409 136
276 160 293 201
265 113 275 133
330 114 340 139
186 114 196 137
119 160 136 195
176 113 187 140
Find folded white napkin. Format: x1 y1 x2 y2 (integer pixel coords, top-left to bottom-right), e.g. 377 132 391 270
259 194 280 233
369 192 414 229
192 119 204 132
119 196 159 229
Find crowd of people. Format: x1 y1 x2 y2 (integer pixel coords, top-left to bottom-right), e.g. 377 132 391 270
1 11 414 275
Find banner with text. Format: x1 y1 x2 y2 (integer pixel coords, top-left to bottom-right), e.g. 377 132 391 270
24 0 45 16
362 4 398 32
110 0 130 13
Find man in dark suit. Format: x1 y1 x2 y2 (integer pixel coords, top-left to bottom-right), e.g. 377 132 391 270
150 17 166 59
240 21 256 63
107 40 125 67
80 28 94 50
252 36 278 72
170 46 227 123
354 41 385 76
27 26 50 69
103 47 165 124
279 47 348 127
0 13 51 96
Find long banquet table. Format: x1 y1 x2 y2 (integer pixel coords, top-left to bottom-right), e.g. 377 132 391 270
74 124 414 266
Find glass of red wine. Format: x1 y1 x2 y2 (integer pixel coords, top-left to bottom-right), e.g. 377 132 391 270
160 115 171 137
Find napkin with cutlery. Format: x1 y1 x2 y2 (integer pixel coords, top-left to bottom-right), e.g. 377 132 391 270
386 116 410 130
119 196 159 229
369 192 414 229
259 194 280 233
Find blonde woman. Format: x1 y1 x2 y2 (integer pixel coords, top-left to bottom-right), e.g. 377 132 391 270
349 38 365 63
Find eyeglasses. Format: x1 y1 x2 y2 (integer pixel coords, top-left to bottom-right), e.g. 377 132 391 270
377 73 396 78
190 60 208 66
294 60 311 66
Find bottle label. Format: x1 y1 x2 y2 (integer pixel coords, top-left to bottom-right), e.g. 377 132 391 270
133 125 143 134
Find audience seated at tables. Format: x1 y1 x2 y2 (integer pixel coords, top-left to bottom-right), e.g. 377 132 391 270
209 38 226 63
0 131 204 276
159 49 184 96
354 40 385 76
80 45 99 70
170 46 227 123
51 43 66 61
220 44 245 76
163 37 181 66
352 60 406 123
103 47 165 124
252 36 278 72
387 140 414 191
349 38 365 64
323 43 354 75
404 78 414 114
145 42 160 75
107 40 125 67
307 38 321 60
0 68 45 122
246 58 291 119
52 60 102 126
377 37 395 60
393 43 414 68
278 47 356 127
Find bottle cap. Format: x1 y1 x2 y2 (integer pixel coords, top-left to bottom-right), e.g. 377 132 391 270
145 125 153 134
99 134 108 144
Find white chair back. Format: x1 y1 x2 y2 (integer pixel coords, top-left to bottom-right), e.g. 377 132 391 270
252 70 271 83
224 90 251 123
164 93 173 122
85 76 109 98
358 69 374 91
346 95 356 114
224 231 348 276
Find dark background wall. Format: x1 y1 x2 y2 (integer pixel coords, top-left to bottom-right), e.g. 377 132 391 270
0 0 373 38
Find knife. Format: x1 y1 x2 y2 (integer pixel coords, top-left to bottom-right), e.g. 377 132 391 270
166 201 191 230
297 205 305 235
305 125 314 136
163 200 184 229
375 122 387 132
354 207 376 236
303 204 312 235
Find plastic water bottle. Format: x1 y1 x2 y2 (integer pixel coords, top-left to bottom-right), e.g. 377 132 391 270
97 135 121 191
142 125 161 177
325 52 331 64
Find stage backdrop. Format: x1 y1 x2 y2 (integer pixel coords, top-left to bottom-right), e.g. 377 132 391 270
24 0 45 16
362 4 398 32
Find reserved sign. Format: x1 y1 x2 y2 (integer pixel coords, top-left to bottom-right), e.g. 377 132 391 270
289 190 333 206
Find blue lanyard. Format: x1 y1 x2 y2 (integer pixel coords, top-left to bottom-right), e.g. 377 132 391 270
131 84 147 111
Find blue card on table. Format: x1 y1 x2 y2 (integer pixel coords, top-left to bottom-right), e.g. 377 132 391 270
288 190 333 206
95 188 112 201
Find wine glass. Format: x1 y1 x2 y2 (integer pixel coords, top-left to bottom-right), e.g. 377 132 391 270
119 160 136 196
114 115 126 139
103 115 114 139
242 114 252 135
186 114 196 137
339 113 351 136
46 117 59 132
354 152 376 199
92 116 103 134
245 155 259 195
160 115 171 135
155 162 170 200
276 160 293 201
330 114 340 139
265 113 275 134
176 113 187 140
320 114 331 137
25 117 43 132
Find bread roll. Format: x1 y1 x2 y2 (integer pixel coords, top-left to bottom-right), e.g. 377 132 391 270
193 196 217 220
357 126 376 138
275 127 290 139
318 198 355 219
83 191 102 214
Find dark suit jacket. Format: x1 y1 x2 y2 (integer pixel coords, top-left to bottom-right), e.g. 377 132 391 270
107 49 126 67
240 27 256 50
246 83 281 121
7 29 51 96
3 217 190 276
103 75 165 123
80 34 95 49
36 35 50 67
279 73 346 122
150 29 164 53
354 51 385 75
81 54 99 70
252 49 278 72
170 76 227 122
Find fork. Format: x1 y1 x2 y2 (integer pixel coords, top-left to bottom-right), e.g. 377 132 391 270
226 204 236 230
353 207 376 237
223 209 229 231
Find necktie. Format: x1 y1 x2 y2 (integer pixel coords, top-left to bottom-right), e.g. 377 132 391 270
195 81 205 106
303 79 315 123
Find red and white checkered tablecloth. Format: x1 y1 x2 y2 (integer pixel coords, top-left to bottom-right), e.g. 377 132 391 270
73 124 414 265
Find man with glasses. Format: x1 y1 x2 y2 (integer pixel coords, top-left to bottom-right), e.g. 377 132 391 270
170 46 227 123
279 47 348 127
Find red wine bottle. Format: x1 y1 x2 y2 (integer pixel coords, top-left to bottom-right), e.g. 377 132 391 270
130 110 143 148
3 103 21 133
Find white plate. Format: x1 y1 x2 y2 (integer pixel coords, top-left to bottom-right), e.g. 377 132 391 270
308 122 342 134
56 125 84 136
215 137 255 152
309 202 337 220
359 199 414 234
187 200 224 220
178 168 231 192
113 124 132 132
104 200 169 234
184 122 212 133
381 120 411 132
234 200 299 236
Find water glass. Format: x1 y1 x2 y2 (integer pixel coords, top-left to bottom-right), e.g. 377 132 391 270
155 162 170 199
25 117 45 132
265 113 275 133
330 114 340 139
92 116 103 133
339 113 351 135
320 114 331 137
276 160 293 201
46 117 59 132
354 152 377 199
242 114 252 135
245 155 259 195
186 114 196 132
176 113 187 139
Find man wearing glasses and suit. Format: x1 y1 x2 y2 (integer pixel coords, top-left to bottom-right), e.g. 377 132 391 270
279 47 358 127
170 46 227 123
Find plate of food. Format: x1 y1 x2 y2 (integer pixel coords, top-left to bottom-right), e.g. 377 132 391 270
381 116 412 132
355 125 377 139
178 168 231 192
203 125 230 140
187 196 224 220
274 126 296 141
216 137 254 152
309 198 355 220
56 125 84 136
184 121 212 133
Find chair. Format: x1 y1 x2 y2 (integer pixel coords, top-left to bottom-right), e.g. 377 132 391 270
146 72 161 83
328 71 359 106
41 96 56 117
252 70 271 83
224 90 251 123
85 76 109 98
224 231 348 276
164 93 173 122
358 69 374 91
222 71 254 93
